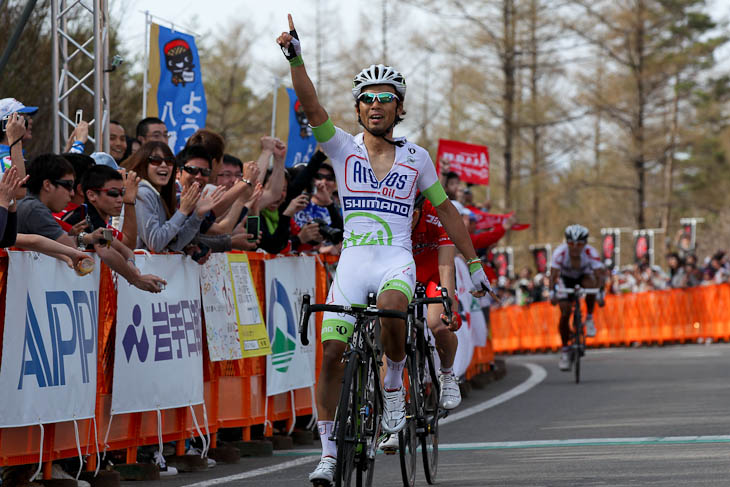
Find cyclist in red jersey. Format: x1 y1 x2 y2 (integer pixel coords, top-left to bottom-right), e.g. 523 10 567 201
411 194 462 408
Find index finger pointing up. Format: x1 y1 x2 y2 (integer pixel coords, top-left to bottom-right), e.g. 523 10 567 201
288 13 295 31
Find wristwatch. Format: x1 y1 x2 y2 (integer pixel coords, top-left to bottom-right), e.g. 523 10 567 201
241 177 253 186
77 231 88 249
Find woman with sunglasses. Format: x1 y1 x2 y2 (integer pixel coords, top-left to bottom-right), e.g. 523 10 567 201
123 142 220 253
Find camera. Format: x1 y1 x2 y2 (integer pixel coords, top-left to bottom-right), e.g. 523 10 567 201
311 218 343 245
98 228 114 247
1 113 28 133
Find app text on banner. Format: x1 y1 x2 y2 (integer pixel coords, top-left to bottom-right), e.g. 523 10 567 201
265 257 316 396
0 252 100 427
147 23 207 153
274 86 317 168
228 253 271 358
436 139 490 186
200 253 243 361
112 255 204 415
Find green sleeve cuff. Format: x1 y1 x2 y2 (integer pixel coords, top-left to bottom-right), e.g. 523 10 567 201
422 181 448 207
312 118 336 143
469 262 482 274
289 55 304 67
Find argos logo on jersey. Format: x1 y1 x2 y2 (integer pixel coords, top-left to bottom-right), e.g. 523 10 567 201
345 156 417 200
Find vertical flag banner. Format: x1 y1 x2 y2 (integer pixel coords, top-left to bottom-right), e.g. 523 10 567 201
530 246 551 274
228 253 271 358
265 256 316 396
275 86 317 167
491 247 514 278
0 252 100 427
147 22 207 154
633 230 655 266
112 255 204 414
601 228 621 269
436 139 490 185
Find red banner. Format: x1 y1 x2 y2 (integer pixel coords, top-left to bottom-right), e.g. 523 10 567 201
469 208 530 232
436 139 490 185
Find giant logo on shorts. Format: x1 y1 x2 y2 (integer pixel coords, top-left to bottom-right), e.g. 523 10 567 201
342 212 394 248
345 156 417 200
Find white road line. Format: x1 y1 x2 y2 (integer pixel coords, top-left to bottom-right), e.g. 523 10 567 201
179 456 318 486
438 435 730 450
440 362 546 425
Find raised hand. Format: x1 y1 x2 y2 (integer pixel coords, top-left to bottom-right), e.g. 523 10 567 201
260 135 277 152
272 139 287 161
277 14 302 61
196 184 227 217
0 166 25 208
179 182 202 216
120 168 141 204
242 161 259 185
283 193 310 217
5 113 26 144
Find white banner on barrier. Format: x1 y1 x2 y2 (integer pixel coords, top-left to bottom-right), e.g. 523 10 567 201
112 255 204 414
200 253 243 361
0 251 100 427
265 257 316 396
453 257 475 377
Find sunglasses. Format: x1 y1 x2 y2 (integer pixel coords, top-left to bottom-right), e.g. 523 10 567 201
182 165 212 177
314 172 335 182
358 92 400 104
148 155 176 166
53 179 75 191
91 187 126 198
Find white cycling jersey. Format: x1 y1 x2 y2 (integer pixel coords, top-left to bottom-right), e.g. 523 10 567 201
313 119 446 252
550 242 604 279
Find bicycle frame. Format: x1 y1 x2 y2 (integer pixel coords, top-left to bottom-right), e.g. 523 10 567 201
556 286 599 384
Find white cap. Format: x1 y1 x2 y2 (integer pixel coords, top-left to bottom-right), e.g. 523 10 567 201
0 98 38 120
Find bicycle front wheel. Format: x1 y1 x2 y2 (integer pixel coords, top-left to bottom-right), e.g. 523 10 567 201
335 356 360 487
421 350 440 484
398 359 418 487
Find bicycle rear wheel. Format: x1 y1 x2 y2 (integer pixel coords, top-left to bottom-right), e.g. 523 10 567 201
335 356 360 487
421 350 440 484
398 359 418 487
357 351 382 487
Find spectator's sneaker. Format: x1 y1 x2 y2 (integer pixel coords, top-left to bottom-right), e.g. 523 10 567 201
51 465 91 487
382 387 407 433
186 447 216 468
585 316 597 337
153 450 178 476
379 433 399 454
309 456 336 486
438 373 462 410
559 347 571 371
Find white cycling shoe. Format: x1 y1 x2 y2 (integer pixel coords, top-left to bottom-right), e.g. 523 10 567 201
309 456 336 486
558 348 571 371
584 316 597 337
379 433 399 454
438 373 462 410
382 387 407 433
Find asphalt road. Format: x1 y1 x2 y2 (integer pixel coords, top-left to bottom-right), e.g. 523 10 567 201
123 344 730 487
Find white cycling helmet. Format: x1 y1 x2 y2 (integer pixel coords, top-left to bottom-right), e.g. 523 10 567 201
565 224 589 242
352 64 407 101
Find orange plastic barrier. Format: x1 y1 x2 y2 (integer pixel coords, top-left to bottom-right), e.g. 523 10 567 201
490 284 730 354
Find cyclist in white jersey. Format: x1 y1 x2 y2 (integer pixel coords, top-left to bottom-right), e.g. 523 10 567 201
277 15 496 486
549 224 606 370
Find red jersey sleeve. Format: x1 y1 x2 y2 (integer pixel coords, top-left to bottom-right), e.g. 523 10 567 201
424 200 453 247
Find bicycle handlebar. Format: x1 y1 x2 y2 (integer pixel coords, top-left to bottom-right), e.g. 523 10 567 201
298 294 408 346
410 287 453 329
555 286 601 295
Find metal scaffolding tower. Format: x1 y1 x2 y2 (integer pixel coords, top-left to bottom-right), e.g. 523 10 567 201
50 0 109 153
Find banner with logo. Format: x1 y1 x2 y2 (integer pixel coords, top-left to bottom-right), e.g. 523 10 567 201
200 253 270 361
265 257 316 396
0 252 100 427
633 230 655 266
491 247 514 279
469 208 530 233
531 245 551 274
601 229 621 269
436 139 490 185
274 86 317 167
147 22 207 154
112 255 203 414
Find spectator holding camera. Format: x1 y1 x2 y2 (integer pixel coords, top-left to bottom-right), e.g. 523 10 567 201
18 154 164 292
0 98 34 187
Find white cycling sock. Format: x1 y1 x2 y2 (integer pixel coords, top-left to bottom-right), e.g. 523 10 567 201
384 356 406 391
318 420 336 459
440 366 453 376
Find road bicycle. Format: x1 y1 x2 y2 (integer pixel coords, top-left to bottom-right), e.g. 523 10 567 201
299 293 407 487
396 284 453 486
556 285 600 384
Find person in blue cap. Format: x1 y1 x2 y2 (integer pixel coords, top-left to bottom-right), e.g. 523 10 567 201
0 98 38 172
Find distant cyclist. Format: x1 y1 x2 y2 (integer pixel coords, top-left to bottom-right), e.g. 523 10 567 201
277 15 494 486
549 224 606 371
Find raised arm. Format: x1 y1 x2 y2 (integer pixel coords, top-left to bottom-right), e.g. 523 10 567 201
276 14 329 127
